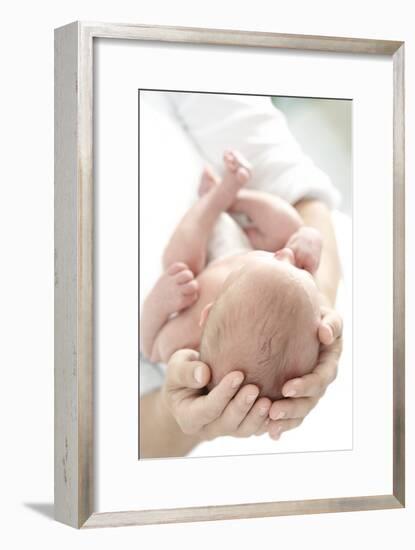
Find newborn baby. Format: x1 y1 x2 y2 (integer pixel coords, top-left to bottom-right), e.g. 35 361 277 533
141 151 322 401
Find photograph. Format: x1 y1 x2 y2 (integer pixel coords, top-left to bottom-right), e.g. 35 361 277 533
1 0 408 539
139 90 352 459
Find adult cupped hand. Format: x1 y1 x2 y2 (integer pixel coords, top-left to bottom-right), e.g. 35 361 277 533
162 349 272 441
164 306 342 445
266 306 343 440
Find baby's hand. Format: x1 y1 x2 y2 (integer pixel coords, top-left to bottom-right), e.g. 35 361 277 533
285 226 322 274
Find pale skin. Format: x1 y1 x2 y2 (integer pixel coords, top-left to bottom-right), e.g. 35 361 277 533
140 151 343 457
141 153 320 364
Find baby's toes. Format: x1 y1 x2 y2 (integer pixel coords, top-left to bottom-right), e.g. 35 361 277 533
199 167 219 196
236 166 250 184
224 150 251 174
223 150 238 172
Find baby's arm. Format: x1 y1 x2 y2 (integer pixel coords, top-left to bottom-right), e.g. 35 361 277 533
140 262 199 361
229 188 303 251
229 188 322 273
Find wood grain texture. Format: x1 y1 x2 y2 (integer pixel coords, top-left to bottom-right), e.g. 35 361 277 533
54 21 79 528
54 21 94 528
83 495 403 529
392 44 405 506
79 21 402 54
54 21 405 528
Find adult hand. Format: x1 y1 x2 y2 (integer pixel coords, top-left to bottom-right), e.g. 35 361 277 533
161 349 272 441
266 306 343 440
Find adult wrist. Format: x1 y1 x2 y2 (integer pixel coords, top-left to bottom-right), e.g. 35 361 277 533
156 387 205 451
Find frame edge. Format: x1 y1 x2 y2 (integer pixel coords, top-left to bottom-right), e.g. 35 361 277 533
54 20 94 528
54 20 81 528
55 20 406 528
84 21 403 54
392 43 405 507
82 495 403 529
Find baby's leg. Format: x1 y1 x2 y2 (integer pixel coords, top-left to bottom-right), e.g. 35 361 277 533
162 157 249 275
140 262 198 361
229 189 303 251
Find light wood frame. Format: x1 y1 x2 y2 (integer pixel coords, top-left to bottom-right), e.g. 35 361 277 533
54 21 405 529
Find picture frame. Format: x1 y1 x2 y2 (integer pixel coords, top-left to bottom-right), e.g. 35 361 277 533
54 21 405 529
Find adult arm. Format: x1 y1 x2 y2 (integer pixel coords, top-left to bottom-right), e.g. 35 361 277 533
140 350 272 458
294 198 341 307
140 388 200 458
267 198 343 439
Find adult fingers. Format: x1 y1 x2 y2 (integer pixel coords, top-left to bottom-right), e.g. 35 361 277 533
282 340 342 398
269 396 319 421
268 418 303 440
166 349 211 390
319 308 343 345
205 384 259 437
235 397 271 437
281 371 331 400
187 371 245 431
255 418 270 436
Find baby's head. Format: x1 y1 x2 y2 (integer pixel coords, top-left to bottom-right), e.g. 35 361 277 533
199 249 320 401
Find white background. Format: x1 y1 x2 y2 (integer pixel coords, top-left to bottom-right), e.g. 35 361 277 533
97 43 391 510
0 0 413 548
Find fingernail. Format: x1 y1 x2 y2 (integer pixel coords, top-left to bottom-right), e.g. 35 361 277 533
324 322 333 333
194 366 204 384
232 374 244 388
324 324 333 339
274 411 286 420
284 389 296 397
271 427 282 440
246 393 258 405
259 406 269 417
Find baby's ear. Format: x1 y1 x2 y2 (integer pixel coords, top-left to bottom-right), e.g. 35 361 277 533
199 302 214 328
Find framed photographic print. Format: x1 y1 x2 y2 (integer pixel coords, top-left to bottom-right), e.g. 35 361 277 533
54 22 405 528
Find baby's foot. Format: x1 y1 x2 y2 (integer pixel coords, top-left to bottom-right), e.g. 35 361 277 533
223 150 252 187
152 262 199 316
198 166 220 197
201 150 251 212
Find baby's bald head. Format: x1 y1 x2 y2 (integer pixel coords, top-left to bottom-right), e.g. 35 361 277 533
199 253 320 401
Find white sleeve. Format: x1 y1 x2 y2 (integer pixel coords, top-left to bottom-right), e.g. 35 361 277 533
139 354 166 396
167 92 340 208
